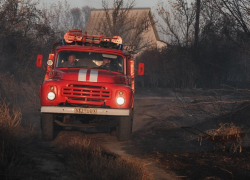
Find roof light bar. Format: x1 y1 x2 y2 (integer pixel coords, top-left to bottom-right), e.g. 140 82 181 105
63 29 123 49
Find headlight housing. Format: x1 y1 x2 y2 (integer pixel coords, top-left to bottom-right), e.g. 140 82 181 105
47 92 56 100
116 97 125 105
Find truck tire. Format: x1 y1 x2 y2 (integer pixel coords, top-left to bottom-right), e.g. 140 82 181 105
41 113 54 141
116 116 132 141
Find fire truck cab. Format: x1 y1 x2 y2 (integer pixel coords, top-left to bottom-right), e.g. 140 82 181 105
36 29 144 141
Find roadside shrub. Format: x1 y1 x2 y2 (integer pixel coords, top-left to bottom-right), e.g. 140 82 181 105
136 47 197 89
62 139 153 180
0 73 41 111
0 99 34 180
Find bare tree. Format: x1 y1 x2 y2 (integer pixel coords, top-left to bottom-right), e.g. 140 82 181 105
71 7 85 29
40 1 92 36
82 5 92 25
202 0 250 54
206 0 250 39
194 0 201 49
0 0 40 37
157 0 196 47
99 0 154 54
197 0 250 86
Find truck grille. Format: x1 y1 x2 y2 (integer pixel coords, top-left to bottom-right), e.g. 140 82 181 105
62 85 111 102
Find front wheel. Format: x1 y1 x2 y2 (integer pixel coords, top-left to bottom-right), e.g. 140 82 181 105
116 116 132 141
41 113 54 141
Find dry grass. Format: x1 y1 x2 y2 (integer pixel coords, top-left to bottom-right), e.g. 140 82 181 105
0 99 34 179
0 100 21 133
197 123 245 146
61 139 153 180
0 73 40 110
205 123 243 137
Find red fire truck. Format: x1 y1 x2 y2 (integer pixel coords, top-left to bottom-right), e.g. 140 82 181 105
36 29 144 141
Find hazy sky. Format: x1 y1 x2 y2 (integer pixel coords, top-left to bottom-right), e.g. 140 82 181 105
40 0 160 10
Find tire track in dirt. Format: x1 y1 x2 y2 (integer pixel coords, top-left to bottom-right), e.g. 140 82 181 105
101 135 179 180
24 89 182 180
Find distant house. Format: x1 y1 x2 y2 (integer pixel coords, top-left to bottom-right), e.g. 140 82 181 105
84 8 166 55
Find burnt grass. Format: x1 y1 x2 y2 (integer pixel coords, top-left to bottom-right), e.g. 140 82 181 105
131 90 250 180
157 103 250 180
156 150 250 180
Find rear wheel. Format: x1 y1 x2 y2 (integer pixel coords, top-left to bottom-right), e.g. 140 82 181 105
116 116 132 141
41 113 54 141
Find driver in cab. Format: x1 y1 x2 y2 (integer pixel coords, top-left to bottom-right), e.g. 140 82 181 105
64 54 77 67
100 58 116 71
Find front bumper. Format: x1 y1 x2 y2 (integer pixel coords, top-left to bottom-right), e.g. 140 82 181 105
41 106 130 116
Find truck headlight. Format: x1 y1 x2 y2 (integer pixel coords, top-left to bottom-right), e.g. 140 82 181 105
116 97 125 105
47 92 56 100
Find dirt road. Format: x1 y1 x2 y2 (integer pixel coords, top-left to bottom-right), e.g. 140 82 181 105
24 88 250 179
24 88 183 180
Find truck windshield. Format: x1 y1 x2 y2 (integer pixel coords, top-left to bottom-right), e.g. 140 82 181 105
56 51 124 73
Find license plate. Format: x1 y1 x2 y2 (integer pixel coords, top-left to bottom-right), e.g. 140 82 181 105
74 108 97 114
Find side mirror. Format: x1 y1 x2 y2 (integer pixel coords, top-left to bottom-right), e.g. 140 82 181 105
138 63 144 76
36 54 43 67
48 54 55 61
